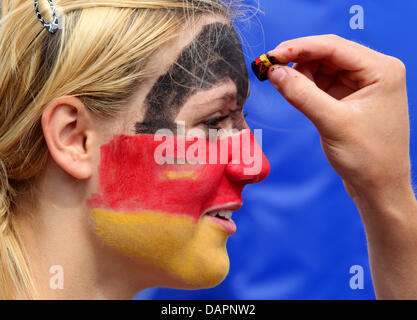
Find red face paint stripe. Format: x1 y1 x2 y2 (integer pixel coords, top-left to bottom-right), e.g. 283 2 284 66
87 131 269 220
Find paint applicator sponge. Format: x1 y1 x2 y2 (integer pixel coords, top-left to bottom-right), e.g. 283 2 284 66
251 54 281 82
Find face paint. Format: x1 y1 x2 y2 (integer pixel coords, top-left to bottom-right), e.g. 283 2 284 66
251 54 282 82
88 21 269 288
135 23 249 134
87 131 270 287
88 132 269 220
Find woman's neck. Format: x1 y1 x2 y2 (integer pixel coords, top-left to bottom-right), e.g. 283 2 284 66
14 164 146 300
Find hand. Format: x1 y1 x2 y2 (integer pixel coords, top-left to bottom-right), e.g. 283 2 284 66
267 34 411 207
266 34 417 299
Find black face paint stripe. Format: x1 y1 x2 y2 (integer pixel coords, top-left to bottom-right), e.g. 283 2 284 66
135 22 249 134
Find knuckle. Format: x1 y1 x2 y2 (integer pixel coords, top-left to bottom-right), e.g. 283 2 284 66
325 34 342 41
278 40 290 48
385 56 407 83
391 57 406 74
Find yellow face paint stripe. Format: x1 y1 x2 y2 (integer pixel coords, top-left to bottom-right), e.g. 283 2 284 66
92 209 230 288
163 171 199 180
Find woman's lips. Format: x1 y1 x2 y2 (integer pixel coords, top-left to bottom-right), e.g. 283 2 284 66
204 214 237 235
201 203 242 235
202 202 242 216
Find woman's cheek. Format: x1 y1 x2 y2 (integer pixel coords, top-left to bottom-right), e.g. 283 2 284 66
86 134 233 288
92 209 230 288
87 134 226 219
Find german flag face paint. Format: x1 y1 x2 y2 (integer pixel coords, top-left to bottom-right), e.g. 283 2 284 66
87 21 270 289
87 131 270 288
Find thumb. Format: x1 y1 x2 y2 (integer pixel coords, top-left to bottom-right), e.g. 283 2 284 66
268 65 340 129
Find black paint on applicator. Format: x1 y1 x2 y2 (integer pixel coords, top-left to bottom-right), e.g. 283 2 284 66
251 54 283 82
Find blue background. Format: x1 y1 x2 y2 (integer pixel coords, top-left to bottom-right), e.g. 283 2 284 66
135 0 417 300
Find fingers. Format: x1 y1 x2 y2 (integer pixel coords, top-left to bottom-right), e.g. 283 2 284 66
268 65 342 130
294 62 358 93
267 34 379 72
264 34 406 137
293 61 320 81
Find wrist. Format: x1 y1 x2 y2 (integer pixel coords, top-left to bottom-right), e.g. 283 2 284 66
347 179 417 238
345 168 414 209
348 180 417 300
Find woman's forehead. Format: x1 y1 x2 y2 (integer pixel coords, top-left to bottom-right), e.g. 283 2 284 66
135 21 249 134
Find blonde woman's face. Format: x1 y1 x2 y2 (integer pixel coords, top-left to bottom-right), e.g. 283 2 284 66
87 16 270 289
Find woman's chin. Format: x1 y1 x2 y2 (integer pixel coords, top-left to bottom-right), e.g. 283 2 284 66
163 250 231 290
92 209 233 290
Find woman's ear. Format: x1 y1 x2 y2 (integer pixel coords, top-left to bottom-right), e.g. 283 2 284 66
42 96 95 180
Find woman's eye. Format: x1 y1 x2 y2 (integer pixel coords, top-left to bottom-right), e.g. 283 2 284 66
202 114 229 128
200 109 247 130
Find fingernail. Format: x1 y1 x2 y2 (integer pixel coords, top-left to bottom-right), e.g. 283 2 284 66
270 67 287 83
266 54 279 65
267 50 286 64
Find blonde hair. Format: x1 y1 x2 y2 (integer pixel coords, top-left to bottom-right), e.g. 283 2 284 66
0 0 243 299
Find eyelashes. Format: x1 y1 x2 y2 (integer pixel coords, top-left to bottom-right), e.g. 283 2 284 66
203 114 229 127
201 110 248 129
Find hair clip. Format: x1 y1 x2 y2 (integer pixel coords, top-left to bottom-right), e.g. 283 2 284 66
34 0 59 34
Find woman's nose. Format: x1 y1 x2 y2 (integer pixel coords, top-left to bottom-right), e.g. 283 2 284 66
224 130 270 184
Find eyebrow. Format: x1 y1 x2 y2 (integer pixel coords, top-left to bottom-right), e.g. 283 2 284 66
135 22 249 135
219 92 237 102
194 92 237 106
